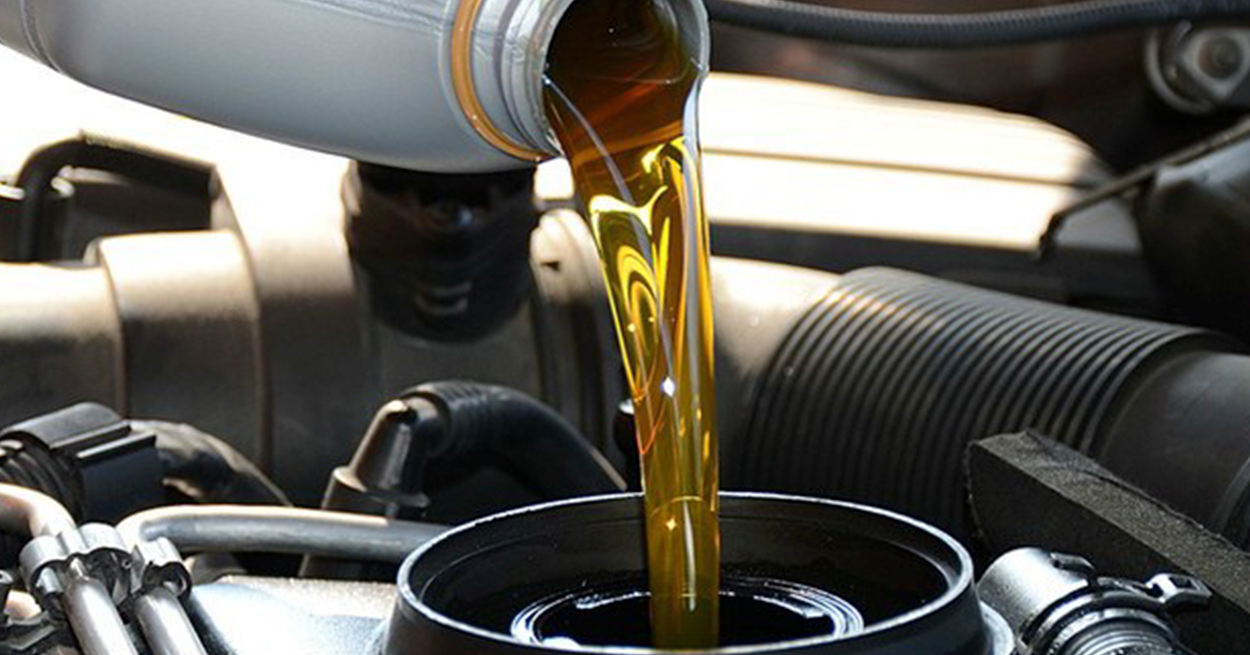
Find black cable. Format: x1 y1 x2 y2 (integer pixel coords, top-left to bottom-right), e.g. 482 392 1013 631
304 382 623 579
12 135 213 262
1036 117 1250 261
413 381 626 497
705 0 1250 48
138 421 290 507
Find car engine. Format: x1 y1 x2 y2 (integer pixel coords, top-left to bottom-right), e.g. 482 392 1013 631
0 1 1248 654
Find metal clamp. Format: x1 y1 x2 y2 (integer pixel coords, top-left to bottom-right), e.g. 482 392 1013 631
1147 573 1212 611
978 549 1209 655
131 538 192 599
0 569 64 654
18 524 132 617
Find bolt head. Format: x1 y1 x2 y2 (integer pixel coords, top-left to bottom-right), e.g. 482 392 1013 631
1200 37 1246 79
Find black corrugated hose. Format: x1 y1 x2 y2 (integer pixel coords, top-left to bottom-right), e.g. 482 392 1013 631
705 0 1250 47
728 268 1232 534
139 421 290 507
413 382 626 497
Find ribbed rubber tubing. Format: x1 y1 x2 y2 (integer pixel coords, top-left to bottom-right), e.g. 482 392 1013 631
729 268 1224 532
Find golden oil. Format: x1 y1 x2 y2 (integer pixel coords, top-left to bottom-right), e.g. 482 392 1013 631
543 0 719 648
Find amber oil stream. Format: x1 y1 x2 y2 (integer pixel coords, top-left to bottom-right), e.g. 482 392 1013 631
543 0 720 648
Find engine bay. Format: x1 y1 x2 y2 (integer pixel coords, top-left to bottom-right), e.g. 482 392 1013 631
1 1 1250 653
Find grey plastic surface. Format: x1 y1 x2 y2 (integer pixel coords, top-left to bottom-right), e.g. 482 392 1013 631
0 0 518 171
0 0 709 173
0 0 711 172
0 0 34 60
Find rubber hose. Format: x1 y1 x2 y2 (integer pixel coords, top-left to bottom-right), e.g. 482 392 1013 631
138 421 290 507
0 438 80 564
412 382 626 497
705 0 1250 48
729 268 1234 534
117 505 446 562
13 136 212 262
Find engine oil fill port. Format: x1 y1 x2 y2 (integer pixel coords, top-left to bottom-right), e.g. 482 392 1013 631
384 493 1013 655
509 575 864 648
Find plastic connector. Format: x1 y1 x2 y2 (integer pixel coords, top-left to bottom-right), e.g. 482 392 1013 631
0 403 164 524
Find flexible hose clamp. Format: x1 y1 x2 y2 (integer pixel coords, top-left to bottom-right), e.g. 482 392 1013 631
978 549 1209 655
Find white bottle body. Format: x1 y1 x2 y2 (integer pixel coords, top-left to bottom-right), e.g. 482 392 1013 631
0 0 707 172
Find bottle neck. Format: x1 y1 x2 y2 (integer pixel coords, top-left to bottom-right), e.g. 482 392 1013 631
454 0 572 163
459 0 710 164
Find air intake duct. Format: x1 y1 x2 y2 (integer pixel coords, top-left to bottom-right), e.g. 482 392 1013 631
725 268 1249 543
